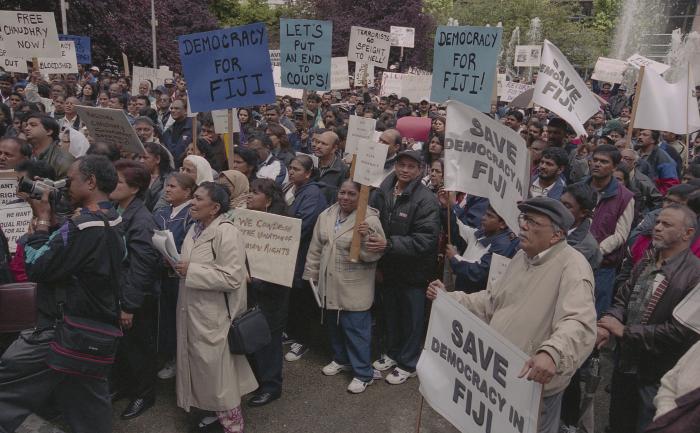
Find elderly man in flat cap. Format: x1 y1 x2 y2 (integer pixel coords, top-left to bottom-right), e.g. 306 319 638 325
427 196 597 433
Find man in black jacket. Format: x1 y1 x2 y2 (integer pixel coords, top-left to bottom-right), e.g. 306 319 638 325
0 155 124 433
368 150 440 385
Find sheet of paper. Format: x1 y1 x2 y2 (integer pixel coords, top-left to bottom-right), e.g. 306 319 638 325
309 279 322 308
488 253 512 286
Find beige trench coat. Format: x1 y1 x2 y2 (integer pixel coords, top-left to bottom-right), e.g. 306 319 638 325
176 215 258 412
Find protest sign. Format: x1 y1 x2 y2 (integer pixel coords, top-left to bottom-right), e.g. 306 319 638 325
75 106 145 155
591 57 628 84
417 291 541 433
345 115 377 155
0 171 18 206
0 33 25 73
269 49 280 67
0 201 32 253
38 41 78 74
496 73 506 97
532 40 599 136
229 208 301 287
407 66 431 76
444 101 528 232
501 81 533 103
331 57 350 90
58 34 91 64
380 72 432 103
626 53 670 75
353 138 388 187
514 45 541 67
0 11 60 58
431 26 503 112
348 26 391 69
390 26 415 48
353 62 374 87
212 109 240 134
178 22 275 112
273 65 304 99
130 65 173 96
280 19 332 91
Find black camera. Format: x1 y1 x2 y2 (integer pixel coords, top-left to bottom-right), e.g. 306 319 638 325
17 177 72 216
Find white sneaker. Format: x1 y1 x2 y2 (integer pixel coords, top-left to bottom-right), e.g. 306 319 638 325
284 342 309 362
372 369 383 380
322 361 352 376
372 354 397 371
347 377 373 394
385 367 416 385
157 359 176 379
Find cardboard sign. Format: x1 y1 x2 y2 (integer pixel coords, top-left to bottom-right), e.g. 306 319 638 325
229 208 301 287
130 65 173 96
380 72 432 102
444 101 529 233
0 201 33 253
0 171 18 206
178 22 276 112
626 53 670 75
533 40 600 136
58 34 91 64
348 26 391 69
591 57 628 84
407 66 431 75
269 49 280 67
212 109 240 134
390 26 415 48
345 115 377 155
273 65 304 99
431 26 503 112
417 292 541 433
0 33 26 73
514 45 541 67
280 19 332 91
353 138 388 187
38 41 78 74
75 106 145 155
353 62 374 87
0 11 60 57
501 81 533 103
331 57 350 90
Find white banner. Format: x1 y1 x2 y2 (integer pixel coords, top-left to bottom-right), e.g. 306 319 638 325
445 101 529 233
273 65 304 99
130 65 174 96
514 45 541 67
269 49 280 67
390 26 415 48
0 201 32 253
626 53 670 76
533 40 600 136
331 57 350 90
38 41 78 74
353 138 388 187
417 292 541 433
591 57 628 84
501 81 533 103
353 63 374 87
75 106 145 155
348 26 391 69
229 208 301 287
0 11 60 58
380 72 432 103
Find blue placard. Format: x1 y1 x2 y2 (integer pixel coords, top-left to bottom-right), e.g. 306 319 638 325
177 23 276 112
58 35 91 64
280 19 332 91
431 26 502 112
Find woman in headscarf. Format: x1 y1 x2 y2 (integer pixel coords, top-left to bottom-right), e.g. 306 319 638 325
181 154 214 185
218 170 250 220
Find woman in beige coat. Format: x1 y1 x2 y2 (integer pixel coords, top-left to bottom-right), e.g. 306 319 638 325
303 180 386 394
174 182 257 433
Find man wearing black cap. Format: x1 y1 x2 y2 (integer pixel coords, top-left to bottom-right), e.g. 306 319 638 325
428 196 597 433
369 149 440 385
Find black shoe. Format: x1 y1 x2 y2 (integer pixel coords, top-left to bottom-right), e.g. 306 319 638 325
120 396 155 420
247 391 281 407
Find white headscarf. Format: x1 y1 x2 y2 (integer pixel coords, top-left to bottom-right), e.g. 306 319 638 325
184 154 214 185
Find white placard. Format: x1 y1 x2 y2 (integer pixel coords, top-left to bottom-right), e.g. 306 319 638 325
626 53 670 75
37 41 78 74
0 201 33 253
75 106 145 155
130 65 174 96
212 109 240 134
352 138 388 187
345 115 377 155
496 73 506 97
514 45 542 67
229 208 301 287
353 63 374 87
591 57 628 84
417 291 541 433
273 65 304 99
269 49 280 67
0 33 26 73
0 11 60 57
348 26 391 69
0 172 18 206
390 26 415 48
380 72 432 103
501 81 533 103
331 57 350 90
407 66 431 76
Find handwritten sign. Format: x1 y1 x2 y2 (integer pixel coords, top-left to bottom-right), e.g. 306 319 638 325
280 19 332 91
230 208 301 287
353 62 374 87
514 45 541 67
269 49 280 67
591 57 628 84
380 72 432 102
353 138 389 187
390 26 415 48
331 57 350 90
626 53 670 75
0 171 18 206
212 109 240 134
0 201 33 253
75 106 145 155
348 26 391 69
431 26 503 112
58 34 91 64
0 33 25 73
130 65 173 96
178 22 275 112
38 41 78 74
0 11 60 57
501 81 533 103
345 115 377 155
273 65 304 99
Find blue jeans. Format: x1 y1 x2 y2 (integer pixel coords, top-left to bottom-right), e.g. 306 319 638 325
326 310 373 382
594 266 616 317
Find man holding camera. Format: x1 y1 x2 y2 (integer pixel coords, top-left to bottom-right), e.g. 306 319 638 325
0 155 125 433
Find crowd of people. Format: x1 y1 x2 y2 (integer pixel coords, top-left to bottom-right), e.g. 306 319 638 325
0 61 698 433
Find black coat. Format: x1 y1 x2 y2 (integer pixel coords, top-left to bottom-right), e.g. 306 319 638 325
248 279 290 333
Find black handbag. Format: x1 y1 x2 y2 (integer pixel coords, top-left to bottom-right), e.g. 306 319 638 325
224 295 271 355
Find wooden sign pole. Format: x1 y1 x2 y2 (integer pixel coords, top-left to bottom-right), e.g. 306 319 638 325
191 114 199 156
684 62 690 169
349 184 370 262
227 109 235 170
626 66 645 148
32 57 39 72
348 154 357 179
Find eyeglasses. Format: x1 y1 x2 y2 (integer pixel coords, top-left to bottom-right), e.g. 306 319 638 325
518 213 552 230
